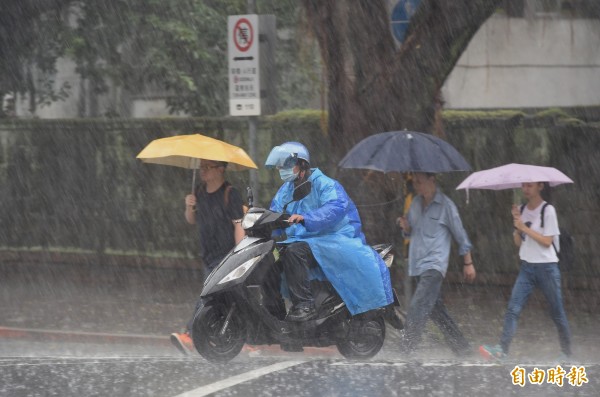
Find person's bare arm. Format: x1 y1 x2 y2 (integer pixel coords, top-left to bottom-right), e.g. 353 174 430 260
462 251 476 283
513 230 522 247
185 194 196 224
233 220 245 244
514 218 553 247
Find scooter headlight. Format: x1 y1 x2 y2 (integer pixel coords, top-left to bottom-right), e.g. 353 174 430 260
218 255 261 285
241 212 262 230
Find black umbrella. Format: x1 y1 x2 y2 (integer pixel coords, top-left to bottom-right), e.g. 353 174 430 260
338 131 471 173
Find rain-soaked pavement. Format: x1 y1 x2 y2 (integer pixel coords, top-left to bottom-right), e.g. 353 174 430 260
1 260 599 396
2 338 598 396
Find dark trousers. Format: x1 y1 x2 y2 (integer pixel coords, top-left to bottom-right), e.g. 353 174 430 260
402 269 470 355
281 242 318 308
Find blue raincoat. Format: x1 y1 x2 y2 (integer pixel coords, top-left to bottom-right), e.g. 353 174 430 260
270 168 393 315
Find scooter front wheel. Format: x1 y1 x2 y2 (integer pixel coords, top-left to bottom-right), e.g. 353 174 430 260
191 302 247 363
336 317 385 360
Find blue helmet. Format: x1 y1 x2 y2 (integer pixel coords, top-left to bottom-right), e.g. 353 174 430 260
265 141 310 169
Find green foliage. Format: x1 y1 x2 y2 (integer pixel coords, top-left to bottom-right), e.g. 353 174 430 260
443 109 526 120
1 111 598 273
70 0 239 116
267 109 327 138
528 108 584 127
1 0 321 117
267 108 325 122
0 0 73 114
558 117 585 126
534 108 572 119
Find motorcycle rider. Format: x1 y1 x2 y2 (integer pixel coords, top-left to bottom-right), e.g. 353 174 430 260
265 142 394 321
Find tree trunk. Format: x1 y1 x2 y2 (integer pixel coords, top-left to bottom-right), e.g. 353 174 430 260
301 0 501 157
300 0 501 275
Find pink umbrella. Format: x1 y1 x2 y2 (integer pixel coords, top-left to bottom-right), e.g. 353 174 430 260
456 163 573 202
457 163 573 191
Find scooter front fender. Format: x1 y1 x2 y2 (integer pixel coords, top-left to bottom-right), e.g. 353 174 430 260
201 239 275 298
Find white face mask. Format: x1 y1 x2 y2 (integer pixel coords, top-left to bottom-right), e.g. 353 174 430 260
279 167 298 182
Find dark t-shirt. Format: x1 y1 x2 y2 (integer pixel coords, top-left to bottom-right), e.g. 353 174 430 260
195 182 244 268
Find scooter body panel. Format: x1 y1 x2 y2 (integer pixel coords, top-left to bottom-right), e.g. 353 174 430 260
201 238 274 297
192 207 399 362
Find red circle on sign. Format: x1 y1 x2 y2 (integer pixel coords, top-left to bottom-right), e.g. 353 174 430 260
233 18 254 52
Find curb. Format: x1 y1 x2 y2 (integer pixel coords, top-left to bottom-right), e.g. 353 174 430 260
0 326 171 347
0 326 339 357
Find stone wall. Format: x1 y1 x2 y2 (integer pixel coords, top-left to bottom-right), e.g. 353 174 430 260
1 110 598 283
441 112 600 282
0 114 329 260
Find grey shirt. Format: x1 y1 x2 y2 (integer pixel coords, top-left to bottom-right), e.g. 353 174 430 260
405 189 472 277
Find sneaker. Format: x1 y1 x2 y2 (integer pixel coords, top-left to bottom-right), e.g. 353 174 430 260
479 344 506 362
170 332 194 356
242 345 263 357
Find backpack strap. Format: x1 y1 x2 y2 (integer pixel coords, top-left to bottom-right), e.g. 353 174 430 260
223 183 249 215
540 202 560 255
540 202 550 228
223 183 233 208
521 202 559 255
521 202 551 228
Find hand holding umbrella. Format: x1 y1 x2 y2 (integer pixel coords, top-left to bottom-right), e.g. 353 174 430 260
185 193 197 213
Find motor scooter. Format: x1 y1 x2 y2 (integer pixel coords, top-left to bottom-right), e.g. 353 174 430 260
191 187 404 363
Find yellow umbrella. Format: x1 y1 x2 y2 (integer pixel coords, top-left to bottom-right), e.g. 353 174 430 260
136 133 258 192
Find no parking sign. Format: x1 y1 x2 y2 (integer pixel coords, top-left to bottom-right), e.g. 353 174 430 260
232 17 254 52
228 14 276 116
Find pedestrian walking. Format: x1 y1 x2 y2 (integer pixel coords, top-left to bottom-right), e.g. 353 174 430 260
396 172 476 356
170 160 245 355
480 181 572 361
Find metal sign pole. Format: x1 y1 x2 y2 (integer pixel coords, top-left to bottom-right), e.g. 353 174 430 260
247 0 255 14
249 117 258 203
247 0 258 203
228 3 275 207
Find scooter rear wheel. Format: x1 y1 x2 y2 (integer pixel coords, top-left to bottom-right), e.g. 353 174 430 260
192 302 247 363
336 317 385 360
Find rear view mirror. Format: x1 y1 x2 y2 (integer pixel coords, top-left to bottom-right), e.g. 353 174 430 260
282 181 312 213
293 181 311 202
246 186 254 208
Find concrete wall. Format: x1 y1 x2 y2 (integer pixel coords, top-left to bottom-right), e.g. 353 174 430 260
443 16 600 109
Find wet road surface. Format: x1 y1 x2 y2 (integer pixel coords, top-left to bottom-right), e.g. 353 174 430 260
1 338 598 397
2 261 600 396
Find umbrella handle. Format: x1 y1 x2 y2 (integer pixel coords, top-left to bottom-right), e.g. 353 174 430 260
191 168 196 195
188 169 198 212
191 158 200 194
